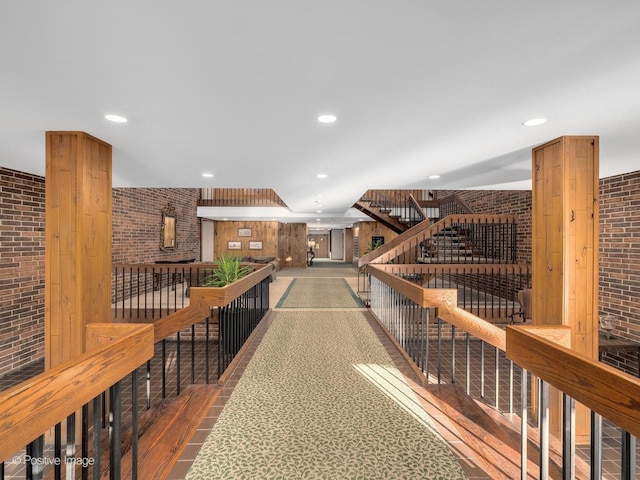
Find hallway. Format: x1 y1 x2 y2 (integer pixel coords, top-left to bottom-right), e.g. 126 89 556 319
167 263 488 479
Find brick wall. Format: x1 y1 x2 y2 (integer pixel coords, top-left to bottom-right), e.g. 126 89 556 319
437 190 532 264
0 167 45 376
599 170 640 374
112 188 200 264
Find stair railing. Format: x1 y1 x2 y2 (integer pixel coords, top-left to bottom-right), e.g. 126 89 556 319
368 264 639 480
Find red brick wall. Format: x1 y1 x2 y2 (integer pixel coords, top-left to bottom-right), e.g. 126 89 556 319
0 167 46 376
436 190 532 264
112 188 200 264
599 171 640 374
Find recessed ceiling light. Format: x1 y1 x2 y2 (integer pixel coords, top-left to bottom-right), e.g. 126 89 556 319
316 210 323 213
202 172 214 178
317 114 337 124
429 175 440 179
316 173 328 179
522 118 547 127
105 114 127 123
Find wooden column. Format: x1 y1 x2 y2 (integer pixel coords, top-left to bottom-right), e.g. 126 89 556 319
45 132 112 369
532 135 599 442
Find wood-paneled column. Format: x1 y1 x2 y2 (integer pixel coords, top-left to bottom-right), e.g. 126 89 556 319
45 132 112 369
532 135 599 442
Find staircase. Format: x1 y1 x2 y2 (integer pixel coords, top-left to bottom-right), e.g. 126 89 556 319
418 226 494 263
354 189 436 233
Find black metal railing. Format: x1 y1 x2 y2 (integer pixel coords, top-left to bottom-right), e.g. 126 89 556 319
368 267 640 480
0 325 153 480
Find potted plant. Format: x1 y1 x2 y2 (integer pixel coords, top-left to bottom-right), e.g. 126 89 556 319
202 254 254 287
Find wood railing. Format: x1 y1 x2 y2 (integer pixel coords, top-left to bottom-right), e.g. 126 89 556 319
358 214 518 267
0 324 154 477
1 264 272 479
199 188 287 207
367 264 640 478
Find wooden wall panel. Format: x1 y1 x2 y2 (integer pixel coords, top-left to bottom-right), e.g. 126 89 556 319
278 223 307 268
308 233 329 258
213 221 279 259
45 132 112 369
354 222 399 257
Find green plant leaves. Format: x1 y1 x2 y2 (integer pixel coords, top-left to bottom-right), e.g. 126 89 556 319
202 254 254 287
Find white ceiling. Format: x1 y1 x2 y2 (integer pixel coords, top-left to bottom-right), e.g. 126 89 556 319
1 1 639 230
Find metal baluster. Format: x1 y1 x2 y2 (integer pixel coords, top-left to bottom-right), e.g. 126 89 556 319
205 316 210 384
480 340 485 398
146 360 151 409
562 393 575 480
82 403 89 480
161 340 167 399
465 333 470 394
451 325 456 384
110 382 122 480
437 316 442 384
509 360 514 415
539 380 549 480
520 368 528 480
132 371 139 480
590 411 602 480
93 394 102 480
191 324 196 384
176 331 181 396
54 423 62 480
66 413 76 480
495 346 499 409
621 431 636 480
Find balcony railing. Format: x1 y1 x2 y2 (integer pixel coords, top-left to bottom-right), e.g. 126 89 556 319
367 264 640 479
1 264 272 479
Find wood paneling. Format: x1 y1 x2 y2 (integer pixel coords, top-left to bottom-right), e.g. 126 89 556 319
278 223 308 268
45 132 112 369
213 221 279 259
531 135 599 441
308 233 329 258
355 221 399 259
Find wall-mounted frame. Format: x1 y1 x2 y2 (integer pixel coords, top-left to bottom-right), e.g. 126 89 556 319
249 241 263 250
228 241 242 250
160 203 177 250
238 228 252 237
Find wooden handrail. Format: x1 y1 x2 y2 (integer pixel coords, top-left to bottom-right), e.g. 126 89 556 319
435 194 474 214
408 194 427 221
507 326 640 439
0 324 154 461
148 264 273 342
368 265 506 350
358 214 518 267
370 264 640 439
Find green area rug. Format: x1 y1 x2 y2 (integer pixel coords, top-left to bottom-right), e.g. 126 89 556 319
276 278 364 308
186 310 467 479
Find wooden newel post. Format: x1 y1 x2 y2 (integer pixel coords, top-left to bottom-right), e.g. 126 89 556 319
532 135 599 443
45 132 112 369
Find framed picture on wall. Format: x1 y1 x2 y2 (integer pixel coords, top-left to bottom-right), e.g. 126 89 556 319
249 241 263 250
228 241 242 250
238 228 252 237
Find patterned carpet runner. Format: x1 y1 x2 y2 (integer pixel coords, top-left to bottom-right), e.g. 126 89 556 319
276 278 364 308
186 308 467 479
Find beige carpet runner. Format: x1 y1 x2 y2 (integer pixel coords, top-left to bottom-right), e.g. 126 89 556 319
275 278 364 308
186 309 468 479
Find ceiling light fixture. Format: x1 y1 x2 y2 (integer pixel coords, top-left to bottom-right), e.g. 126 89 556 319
429 175 440 179
522 118 547 127
105 114 128 123
317 114 337 124
316 173 328 179
202 172 214 178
